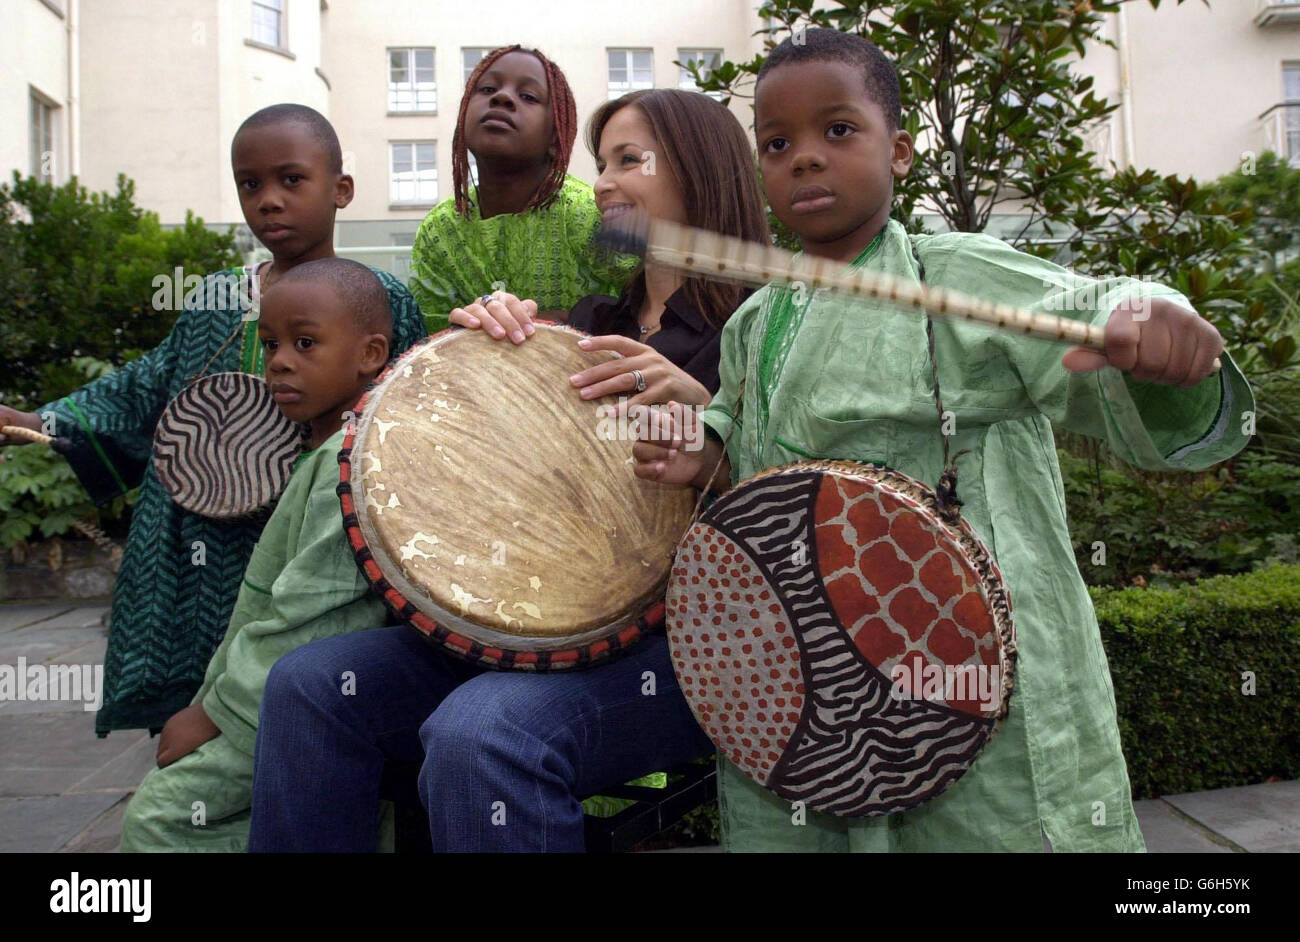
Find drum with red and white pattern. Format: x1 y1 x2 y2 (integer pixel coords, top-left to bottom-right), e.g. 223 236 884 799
666 460 1017 817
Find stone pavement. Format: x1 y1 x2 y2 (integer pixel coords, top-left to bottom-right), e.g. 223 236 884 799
2 601 1298 853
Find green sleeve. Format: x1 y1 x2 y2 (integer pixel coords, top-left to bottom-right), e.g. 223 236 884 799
199 437 385 752
700 288 765 447
919 233 1254 472
39 299 190 504
409 204 469 334
566 186 637 299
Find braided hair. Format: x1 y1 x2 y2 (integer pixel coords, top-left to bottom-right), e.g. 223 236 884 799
452 45 577 218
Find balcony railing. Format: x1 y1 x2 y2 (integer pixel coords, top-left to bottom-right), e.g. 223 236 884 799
1259 102 1300 164
1256 0 1300 26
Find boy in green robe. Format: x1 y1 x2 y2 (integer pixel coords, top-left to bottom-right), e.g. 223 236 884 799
633 29 1253 852
0 105 426 737
119 258 394 852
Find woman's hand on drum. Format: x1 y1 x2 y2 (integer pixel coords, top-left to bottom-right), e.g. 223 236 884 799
574 335 711 410
448 291 539 344
0 406 42 447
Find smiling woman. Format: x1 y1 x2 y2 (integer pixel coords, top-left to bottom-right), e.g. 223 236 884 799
408 45 634 331
247 90 776 854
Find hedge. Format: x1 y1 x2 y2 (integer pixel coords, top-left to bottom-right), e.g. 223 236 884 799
1096 564 1300 799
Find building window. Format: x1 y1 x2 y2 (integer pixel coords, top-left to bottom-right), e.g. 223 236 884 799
678 48 724 99
1285 64 1300 161
462 47 492 85
389 48 437 113
251 0 284 49
390 141 438 205
30 92 57 181
608 48 653 100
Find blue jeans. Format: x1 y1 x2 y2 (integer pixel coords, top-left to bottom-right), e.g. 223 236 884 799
248 626 714 852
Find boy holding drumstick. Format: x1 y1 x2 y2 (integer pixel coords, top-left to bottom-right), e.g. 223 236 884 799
635 28 1252 852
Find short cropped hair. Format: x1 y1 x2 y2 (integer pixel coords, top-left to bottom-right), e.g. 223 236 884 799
275 258 391 338
234 103 344 174
757 28 902 131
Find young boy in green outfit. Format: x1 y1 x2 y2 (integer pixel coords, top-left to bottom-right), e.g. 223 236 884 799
0 105 426 737
635 28 1253 852
120 257 394 851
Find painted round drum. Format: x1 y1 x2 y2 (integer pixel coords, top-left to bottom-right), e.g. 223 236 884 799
666 460 1017 816
153 372 303 519
340 324 694 670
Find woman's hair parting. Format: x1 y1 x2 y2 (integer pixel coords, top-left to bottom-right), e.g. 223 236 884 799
586 89 772 329
452 45 577 218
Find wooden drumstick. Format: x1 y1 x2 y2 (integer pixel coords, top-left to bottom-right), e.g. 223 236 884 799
1 425 69 451
600 213 1222 373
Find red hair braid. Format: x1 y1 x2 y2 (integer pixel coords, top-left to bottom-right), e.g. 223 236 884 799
452 45 577 219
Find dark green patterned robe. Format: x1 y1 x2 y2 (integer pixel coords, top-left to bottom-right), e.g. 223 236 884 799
39 266 427 735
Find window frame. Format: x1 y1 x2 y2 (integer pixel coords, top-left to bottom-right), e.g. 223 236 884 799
462 47 493 86
250 0 286 51
388 47 438 115
607 47 654 101
388 140 439 208
677 47 724 100
29 89 58 182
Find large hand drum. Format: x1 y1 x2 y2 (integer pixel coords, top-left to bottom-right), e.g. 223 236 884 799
667 461 1017 816
340 325 694 669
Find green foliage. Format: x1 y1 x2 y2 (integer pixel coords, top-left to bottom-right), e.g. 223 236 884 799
1095 565 1300 799
0 358 133 550
689 0 1198 235
1209 150 1300 271
0 173 239 409
1061 448 1300 588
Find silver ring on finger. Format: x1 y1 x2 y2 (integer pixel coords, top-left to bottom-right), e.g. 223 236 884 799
631 369 647 393
480 293 496 305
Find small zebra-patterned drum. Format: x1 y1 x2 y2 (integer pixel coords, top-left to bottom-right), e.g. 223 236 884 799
153 372 303 519
340 324 694 670
666 460 1016 817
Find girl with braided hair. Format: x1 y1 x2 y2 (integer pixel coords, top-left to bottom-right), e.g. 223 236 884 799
409 46 632 332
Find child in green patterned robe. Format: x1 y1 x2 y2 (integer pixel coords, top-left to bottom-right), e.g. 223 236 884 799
409 45 632 332
0 105 426 736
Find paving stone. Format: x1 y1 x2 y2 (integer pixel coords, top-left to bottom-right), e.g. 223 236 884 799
59 794 131 853
69 735 157 793
1135 799 1235 853
0 625 109 664
1165 780 1300 852
0 712 147 798
0 792 127 853
0 605 72 633
21 606 109 630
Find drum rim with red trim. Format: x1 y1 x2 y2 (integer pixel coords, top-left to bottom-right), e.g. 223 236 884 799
666 458 1017 816
337 325 684 671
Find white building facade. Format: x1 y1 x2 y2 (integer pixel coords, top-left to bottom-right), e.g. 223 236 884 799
7 0 1299 251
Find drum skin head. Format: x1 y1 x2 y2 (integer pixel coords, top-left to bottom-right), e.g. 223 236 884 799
667 461 1016 816
340 325 694 670
153 372 302 519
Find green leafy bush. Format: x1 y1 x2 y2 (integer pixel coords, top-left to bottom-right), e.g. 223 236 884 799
0 358 133 549
1062 449 1300 588
0 172 239 409
1096 565 1300 799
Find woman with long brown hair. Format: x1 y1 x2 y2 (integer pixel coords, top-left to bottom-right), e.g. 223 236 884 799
249 89 770 852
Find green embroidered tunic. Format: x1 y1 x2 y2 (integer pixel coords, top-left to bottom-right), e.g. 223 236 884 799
120 428 387 851
409 174 634 332
698 220 1253 852
40 267 427 735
